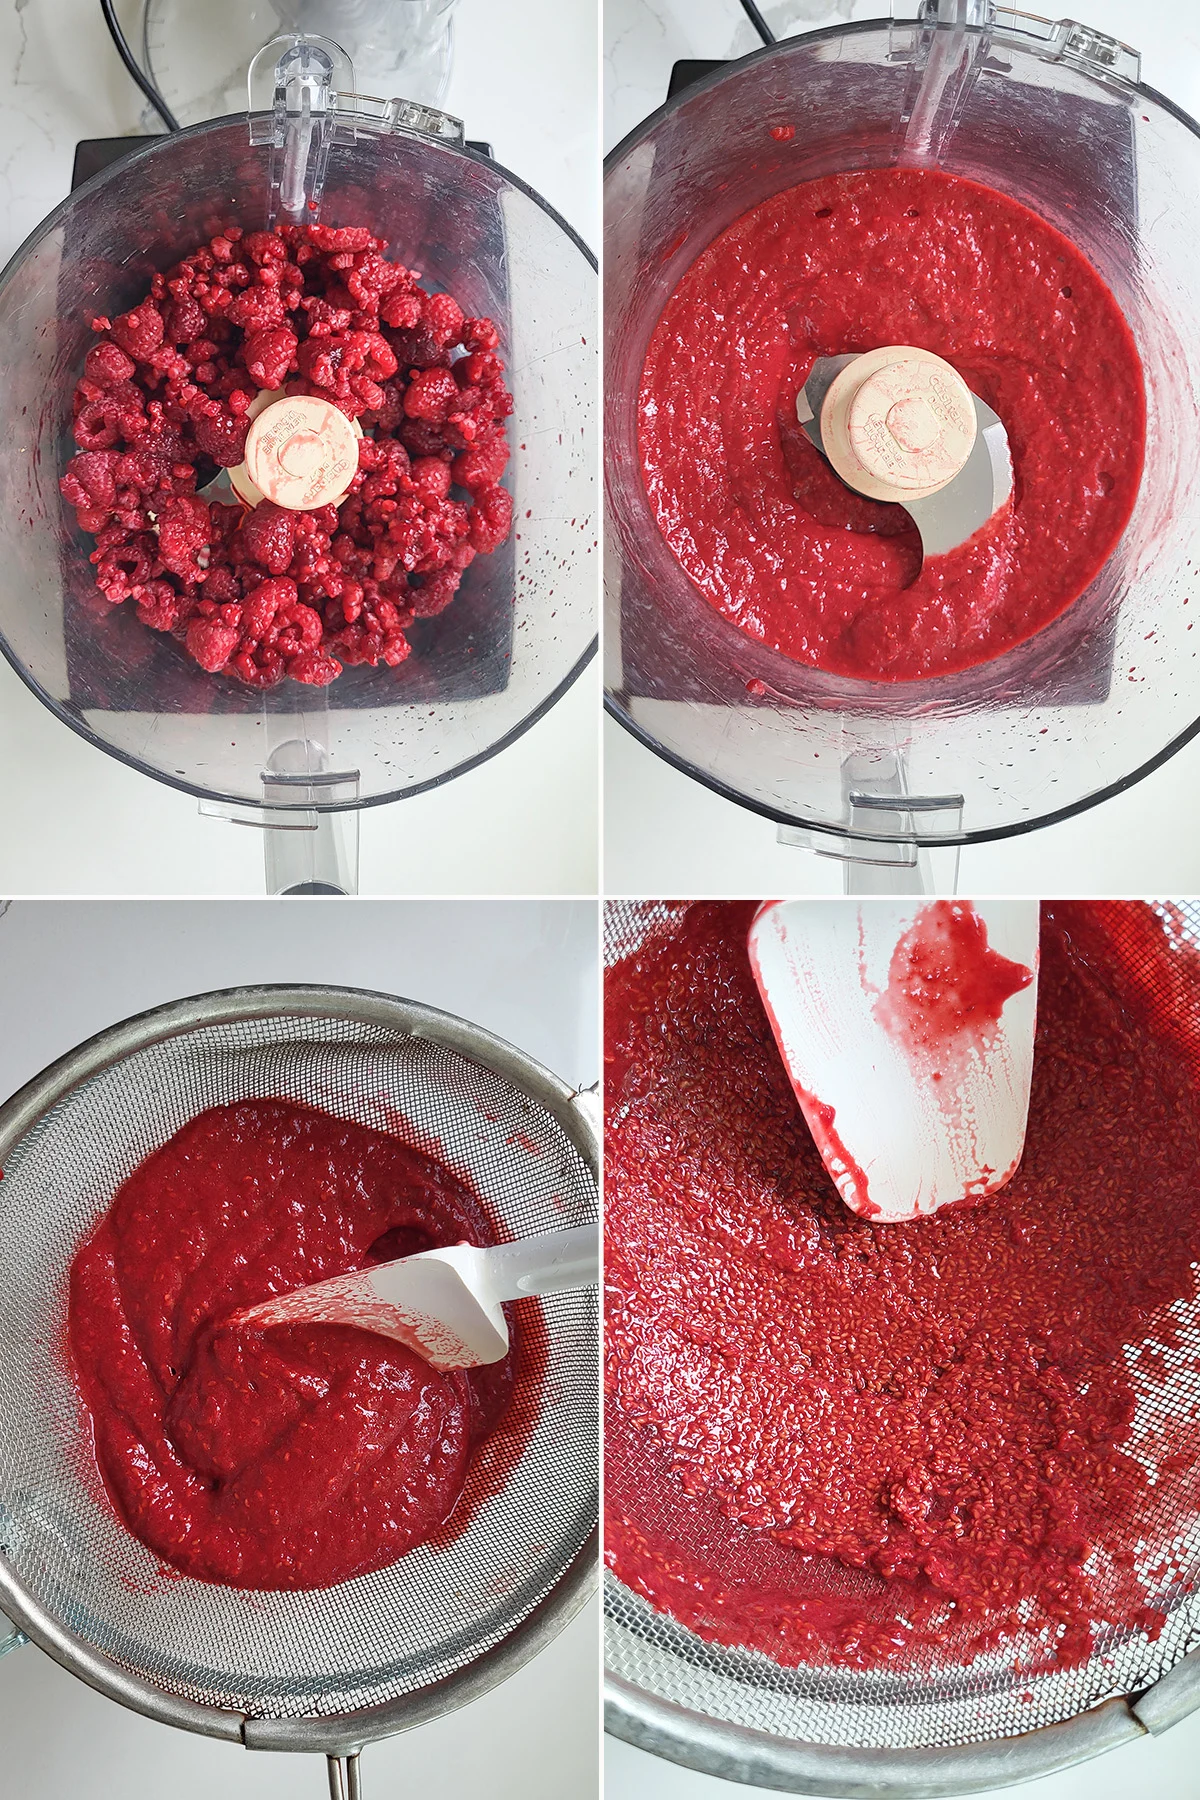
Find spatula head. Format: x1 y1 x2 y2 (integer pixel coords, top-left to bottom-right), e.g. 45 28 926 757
749 899 1039 1222
236 1243 510 1370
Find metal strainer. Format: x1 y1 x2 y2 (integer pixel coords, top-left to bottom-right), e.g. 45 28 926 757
0 984 598 1795
604 900 1200 1797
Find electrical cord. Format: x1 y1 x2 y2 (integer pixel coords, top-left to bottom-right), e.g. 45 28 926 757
99 0 181 132
739 0 776 45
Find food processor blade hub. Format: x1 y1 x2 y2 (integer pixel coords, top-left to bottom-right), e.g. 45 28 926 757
798 346 1012 557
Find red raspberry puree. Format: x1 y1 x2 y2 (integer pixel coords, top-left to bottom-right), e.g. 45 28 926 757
606 902 1200 1670
60 223 513 688
68 1100 526 1589
638 168 1145 681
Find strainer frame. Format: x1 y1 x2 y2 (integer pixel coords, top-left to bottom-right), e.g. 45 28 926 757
0 983 599 1758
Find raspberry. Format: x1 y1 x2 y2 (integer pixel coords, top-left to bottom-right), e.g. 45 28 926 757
157 494 212 576
305 224 376 253
64 219 512 686
422 292 465 349
404 367 459 425
186 616 239 672
84 343 136 388
191 407 249 467
109 299 165 360
452 432 509 494
380 290 421 331
74 402 124 451
239 502 296 576
410 568 463 617
409 458 452 505
241 576 297 640
288 648 342 685
60 451 119 512
226 286 286 332
469 484 513 554
164 296 206 344
463 316 500 352
135 580 185 632
242 326 298 390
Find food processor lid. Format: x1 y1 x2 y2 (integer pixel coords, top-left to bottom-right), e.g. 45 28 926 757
0 32 597 814
604 11 1200 856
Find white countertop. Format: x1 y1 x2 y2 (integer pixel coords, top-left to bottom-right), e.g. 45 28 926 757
603 0 1200 899
0 894 599 1799
0 0 598 897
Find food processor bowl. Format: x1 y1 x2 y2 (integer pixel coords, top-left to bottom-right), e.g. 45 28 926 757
604 9 1200 864
0 99 596 821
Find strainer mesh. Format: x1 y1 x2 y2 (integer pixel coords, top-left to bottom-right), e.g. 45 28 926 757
604 900 1200 1751
0 1005 597 1720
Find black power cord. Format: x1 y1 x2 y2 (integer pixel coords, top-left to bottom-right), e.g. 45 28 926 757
99 0 180 132
739 0 776 45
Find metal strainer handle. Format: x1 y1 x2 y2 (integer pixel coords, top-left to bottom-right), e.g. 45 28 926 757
327 1752 362 1800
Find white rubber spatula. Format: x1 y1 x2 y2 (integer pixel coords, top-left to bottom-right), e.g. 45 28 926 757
233 1223 599 1369
749 900 1039 1223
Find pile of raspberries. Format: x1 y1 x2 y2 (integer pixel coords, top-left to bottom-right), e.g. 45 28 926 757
59 222 514 687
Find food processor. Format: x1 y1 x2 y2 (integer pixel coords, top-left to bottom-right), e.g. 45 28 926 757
604 898 1200 1794
0 984 599 1794
0 30 596 893
140 0 459 124
604 2 1200 892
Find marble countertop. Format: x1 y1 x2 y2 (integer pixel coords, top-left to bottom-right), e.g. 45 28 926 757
0 0 598 896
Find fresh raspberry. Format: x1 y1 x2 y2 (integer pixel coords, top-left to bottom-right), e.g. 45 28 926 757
242 326 298 390
239 502 297 576
186 616 239 672
109 299 165 360
404 367 459 425
468 484 513 554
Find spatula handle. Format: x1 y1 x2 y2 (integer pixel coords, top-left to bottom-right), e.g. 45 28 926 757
485 1223 599 1303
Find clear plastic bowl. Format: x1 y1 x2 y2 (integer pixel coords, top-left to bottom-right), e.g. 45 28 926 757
604 12 1200 848
0 113 596 811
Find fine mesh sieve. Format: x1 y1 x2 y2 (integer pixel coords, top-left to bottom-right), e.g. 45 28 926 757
604 900 1200 1797
0 984 598 1791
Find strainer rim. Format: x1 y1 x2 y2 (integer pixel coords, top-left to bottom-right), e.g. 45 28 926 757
602 1666 1156 1797
0 983 599 1753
